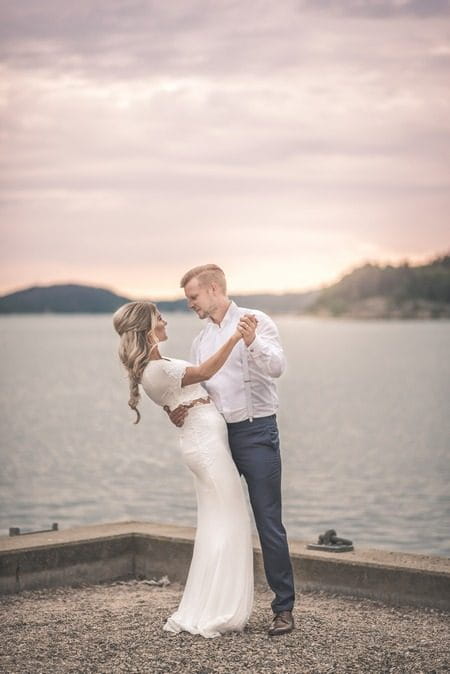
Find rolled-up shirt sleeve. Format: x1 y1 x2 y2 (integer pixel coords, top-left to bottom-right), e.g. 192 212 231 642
246 313 286 378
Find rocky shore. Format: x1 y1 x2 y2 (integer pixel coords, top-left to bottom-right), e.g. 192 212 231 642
1 579 448 673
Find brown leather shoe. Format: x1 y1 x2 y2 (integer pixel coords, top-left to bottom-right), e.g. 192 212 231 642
268 610 294 636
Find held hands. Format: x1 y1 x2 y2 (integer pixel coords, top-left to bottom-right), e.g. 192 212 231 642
232 326 244 342
237 313 258 346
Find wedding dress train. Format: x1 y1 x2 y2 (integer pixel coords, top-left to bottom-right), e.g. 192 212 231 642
141 358 254 638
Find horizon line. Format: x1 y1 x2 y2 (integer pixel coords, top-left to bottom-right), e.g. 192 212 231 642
1 250 447 300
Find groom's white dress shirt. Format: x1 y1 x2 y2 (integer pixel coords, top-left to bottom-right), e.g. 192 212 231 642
190 300 286 423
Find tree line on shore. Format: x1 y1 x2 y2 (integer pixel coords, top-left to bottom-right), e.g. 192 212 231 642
0 254 449 318
310 254 450 318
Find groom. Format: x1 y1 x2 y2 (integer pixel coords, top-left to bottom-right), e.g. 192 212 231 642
167 263 295 636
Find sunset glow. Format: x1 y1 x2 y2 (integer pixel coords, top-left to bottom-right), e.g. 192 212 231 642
1 1 449 299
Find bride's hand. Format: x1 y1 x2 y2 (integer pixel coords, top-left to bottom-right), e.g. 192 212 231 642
233 324 244 342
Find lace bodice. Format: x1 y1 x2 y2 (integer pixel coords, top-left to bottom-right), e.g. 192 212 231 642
141 358 206 410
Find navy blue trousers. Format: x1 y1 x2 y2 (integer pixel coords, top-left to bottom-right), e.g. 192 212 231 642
226 414 295 613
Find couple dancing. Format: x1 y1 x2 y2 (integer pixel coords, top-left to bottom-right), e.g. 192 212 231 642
113 264 295 638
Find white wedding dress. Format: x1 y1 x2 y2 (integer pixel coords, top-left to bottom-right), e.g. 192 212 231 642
141 357 254 638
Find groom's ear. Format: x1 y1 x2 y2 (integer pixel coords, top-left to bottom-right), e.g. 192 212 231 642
209 282 219 295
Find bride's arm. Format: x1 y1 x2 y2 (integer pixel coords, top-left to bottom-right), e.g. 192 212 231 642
181 328 242 386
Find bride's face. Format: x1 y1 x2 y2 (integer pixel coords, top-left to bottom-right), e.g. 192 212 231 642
153 310 168 342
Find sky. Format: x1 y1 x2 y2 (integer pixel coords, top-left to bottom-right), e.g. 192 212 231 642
1 0 449 299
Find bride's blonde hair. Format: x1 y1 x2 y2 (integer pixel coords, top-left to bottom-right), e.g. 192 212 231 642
112 301 159 424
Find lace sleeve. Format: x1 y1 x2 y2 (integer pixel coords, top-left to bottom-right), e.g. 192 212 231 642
161 359 188 395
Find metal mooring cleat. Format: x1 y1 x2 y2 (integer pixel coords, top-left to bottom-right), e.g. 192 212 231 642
9 523 59 536
307 528 354 552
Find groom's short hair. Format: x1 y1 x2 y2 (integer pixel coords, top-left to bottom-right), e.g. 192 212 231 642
180 264 227 293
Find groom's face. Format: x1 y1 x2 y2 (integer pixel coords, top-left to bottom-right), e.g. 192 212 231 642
184 277 217 319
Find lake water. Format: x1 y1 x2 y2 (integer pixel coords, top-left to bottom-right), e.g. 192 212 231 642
0 314 449 557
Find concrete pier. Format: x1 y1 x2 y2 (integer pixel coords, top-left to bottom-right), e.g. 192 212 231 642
1 520 449 610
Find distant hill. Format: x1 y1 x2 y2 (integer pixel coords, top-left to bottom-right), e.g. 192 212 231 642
1 255 449 318
0 284 132 314
231 291 320 314
0 283 318 315
309 254 450 319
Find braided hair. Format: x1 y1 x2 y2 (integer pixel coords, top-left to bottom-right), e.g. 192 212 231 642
113 301 159 423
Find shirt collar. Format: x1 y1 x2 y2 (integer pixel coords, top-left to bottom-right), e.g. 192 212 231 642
207 300 238 328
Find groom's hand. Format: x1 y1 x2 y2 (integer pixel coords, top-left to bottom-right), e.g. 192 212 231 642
238 314 258 346
164 404 189 427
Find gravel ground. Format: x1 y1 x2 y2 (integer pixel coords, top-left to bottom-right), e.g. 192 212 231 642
0 579 449 674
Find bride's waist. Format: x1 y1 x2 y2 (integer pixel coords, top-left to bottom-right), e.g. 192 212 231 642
175 395 212 411
180 398 224 429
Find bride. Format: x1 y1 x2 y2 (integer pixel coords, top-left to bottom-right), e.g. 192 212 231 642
113 300 254 638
